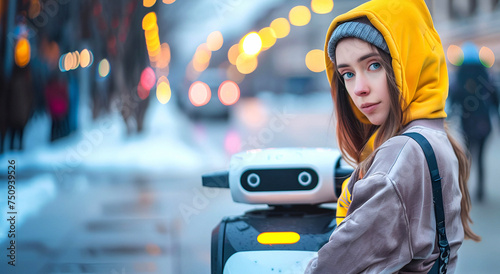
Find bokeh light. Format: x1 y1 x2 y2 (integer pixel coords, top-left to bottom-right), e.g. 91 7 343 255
258 27 277 50
146 35 160 54
156 77 171 104
142 12 157 30
270 18 290 39
235 97 267 128
207 31 223 51
218 80 240 106
156 43 171 69
58 54 66 72
289 6 311 26
70 51 80 70
162 0 176 3
143 11 161 66
311 0 334 14
447 45 464 66
64 53 74 71
144 25 159 40
28 0 41 19
236 54 258 74
14 38 30 68
305 49 325 72
228 44 240 65
189 81 211 107
479 46 495 68
193 43 211 72
140 67 156 91
143 0 156 8
98 59 110 77
80 49 94 68
241 32 262 56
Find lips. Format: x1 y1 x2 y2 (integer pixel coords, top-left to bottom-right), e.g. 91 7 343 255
360 102 380 114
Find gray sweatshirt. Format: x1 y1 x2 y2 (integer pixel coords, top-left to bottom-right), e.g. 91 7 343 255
306 119 464 273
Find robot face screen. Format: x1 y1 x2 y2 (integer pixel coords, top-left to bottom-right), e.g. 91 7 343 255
240 168 318 192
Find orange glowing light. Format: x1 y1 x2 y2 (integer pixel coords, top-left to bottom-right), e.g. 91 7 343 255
147 38 161 53
311 0 334 14
142 12 157 30
194 43 212 64
228 44 240 65
447 45 464 66
64 53 74 71
479 46 495 68
156 43 171 68
270 18 290 39
143 0 156 8
289 6 311 26
28 0 41 19
259 27 277 50
80 49 92 68
236 54 258 74
305 49 325 73
71 51 80 70
162 0 176 3
189 81 211 107
144 25 159 40
207 31 223 51
218 80 240 106
257 232 300 245
15 38 31 68
156 77 171 104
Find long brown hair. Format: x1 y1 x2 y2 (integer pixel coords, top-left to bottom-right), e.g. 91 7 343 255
332 43 481 241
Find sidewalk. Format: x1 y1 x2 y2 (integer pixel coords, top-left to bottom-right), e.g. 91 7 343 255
456 123 500 273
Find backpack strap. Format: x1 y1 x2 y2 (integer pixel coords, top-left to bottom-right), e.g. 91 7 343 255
402 132 450 274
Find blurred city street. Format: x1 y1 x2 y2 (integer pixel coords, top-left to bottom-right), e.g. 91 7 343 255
0 92 499 273
1 0 500 273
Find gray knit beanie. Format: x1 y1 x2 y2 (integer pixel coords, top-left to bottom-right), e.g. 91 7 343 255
327 21 389 61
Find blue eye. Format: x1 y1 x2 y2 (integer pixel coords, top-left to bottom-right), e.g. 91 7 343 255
369 62 381 70
342 72 354 79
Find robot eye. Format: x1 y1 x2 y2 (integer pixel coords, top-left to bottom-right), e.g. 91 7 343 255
247 173 260 188
298 171 312 186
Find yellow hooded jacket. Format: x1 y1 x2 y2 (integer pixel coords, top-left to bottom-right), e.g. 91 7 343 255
328 0 449 225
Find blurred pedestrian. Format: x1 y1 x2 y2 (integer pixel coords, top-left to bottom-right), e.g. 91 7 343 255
305 0 480 273
44 73 70 141
449 42 500 202
6 64 34 151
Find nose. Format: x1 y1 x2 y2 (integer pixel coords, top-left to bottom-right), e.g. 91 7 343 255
353 73 370 97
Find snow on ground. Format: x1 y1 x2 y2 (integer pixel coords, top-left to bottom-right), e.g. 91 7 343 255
0 99 219 178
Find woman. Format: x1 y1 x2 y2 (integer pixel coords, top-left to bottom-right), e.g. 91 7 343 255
305 0 480 273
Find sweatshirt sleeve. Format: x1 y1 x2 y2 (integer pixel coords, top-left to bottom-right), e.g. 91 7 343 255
305 173 412 274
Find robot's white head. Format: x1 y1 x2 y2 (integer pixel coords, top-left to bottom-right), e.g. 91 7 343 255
225 148 348 205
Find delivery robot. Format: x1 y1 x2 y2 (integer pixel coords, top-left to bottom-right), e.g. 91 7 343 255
202 148 353 274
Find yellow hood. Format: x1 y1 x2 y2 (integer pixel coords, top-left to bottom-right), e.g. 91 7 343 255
324 0 448 125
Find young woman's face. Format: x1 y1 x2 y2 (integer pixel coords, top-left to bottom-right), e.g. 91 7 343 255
335 38 391 126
